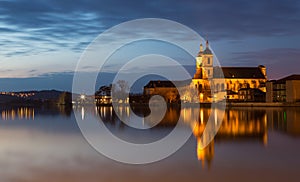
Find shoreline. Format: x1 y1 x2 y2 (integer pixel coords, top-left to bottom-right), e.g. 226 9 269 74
1 102 300 108
226 102 300 107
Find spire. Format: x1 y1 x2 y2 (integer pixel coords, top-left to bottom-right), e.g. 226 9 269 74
200 44 203 53
203 40 212 55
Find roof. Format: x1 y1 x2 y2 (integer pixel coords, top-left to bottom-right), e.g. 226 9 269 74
144 80 191 88
239 88 265 94
227 90 238 95
203 48 212 55
214 67 266 79
278 74 300 82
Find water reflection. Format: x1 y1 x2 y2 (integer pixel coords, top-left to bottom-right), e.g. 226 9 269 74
193 107 268 168
0 105 72 121
1 107 35 120
0 106 300 167
94 105 300 167
0 105 300 181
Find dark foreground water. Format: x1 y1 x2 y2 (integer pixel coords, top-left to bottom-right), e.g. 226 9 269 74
0 105 300 182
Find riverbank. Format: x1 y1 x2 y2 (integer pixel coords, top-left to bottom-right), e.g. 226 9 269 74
226 102 300 107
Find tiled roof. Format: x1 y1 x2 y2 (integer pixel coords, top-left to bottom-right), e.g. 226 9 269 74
214 67 265 79
278 74 300 81
144 80 191 88
203 48 212 55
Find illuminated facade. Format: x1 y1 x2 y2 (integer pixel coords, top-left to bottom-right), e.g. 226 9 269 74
192 40 267 102
144 41 268 103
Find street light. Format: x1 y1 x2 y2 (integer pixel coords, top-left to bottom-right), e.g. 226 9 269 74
80 94 86 104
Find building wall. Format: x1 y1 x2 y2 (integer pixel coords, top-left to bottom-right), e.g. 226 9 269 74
286 80 300 102
224 78 266 93
144 87 179 103
191 77 266 102
266 82 273 103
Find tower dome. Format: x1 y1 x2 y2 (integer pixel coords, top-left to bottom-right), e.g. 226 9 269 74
203 40 212 55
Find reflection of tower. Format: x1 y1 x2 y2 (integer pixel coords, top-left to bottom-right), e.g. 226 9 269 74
190 107 269 168
197 139 214 169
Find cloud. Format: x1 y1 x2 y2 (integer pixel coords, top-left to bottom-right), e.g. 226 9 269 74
1 0 300 57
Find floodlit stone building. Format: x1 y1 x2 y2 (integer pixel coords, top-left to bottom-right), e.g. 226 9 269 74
144 40 268 103
191 40 267 102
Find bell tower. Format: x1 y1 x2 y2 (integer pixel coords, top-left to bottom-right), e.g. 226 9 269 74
194 43 203 79
202 40 213 79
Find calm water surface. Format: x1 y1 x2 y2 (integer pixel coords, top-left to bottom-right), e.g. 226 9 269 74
0 105 300 182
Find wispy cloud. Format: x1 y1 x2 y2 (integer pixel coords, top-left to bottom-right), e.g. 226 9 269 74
1 0 300 57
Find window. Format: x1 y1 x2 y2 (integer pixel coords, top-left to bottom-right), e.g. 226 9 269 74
216 84 220 91
221 83 225 91
207 58 211 64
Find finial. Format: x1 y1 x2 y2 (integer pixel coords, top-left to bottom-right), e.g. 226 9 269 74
200 43 203 52
206 40 209 48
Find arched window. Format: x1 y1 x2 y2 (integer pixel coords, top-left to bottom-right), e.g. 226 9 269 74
207 57 211 64
221 83 225 91
216 84 220 91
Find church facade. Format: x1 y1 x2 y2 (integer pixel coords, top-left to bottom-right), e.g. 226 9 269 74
144 41 268 103
191 40 267 102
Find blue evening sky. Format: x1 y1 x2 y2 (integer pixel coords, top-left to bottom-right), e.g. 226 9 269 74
0 0 300 91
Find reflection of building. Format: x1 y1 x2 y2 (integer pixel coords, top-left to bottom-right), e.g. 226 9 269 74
192 108 268 168
1 107 35 120
266 74 300 103
267 108 300 136
94 105 300 167
197 140 214 168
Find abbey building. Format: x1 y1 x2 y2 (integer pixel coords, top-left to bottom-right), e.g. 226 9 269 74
144 41 267 103
191 40 267 102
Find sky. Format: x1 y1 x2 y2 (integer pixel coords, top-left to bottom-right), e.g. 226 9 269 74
0 0 300 91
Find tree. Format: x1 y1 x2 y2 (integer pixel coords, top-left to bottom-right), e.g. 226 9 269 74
112 80 130 103
95 84 112 96
58 92 72 105
180 85 199 103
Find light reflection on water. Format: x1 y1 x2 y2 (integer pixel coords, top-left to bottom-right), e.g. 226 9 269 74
0 105 300 182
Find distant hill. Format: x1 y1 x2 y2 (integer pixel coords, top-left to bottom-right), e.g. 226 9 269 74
0 90 69 105
27 90 64 100
0 94 25 104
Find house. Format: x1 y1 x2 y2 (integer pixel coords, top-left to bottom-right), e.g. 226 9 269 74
266 75 300 103
238 88 266 102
